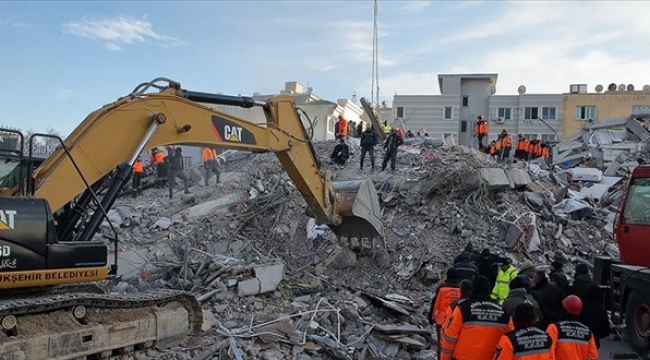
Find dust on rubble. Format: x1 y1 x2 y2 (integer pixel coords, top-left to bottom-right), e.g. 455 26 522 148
89 136 631 359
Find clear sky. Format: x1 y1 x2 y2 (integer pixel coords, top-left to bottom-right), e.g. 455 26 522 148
1 1 649 136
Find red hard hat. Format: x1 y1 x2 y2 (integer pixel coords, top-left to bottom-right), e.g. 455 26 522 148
562 295 583 315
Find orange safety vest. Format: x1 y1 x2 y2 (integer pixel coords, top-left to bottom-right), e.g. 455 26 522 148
516 139 529 151
494 327 554 360
499 134 512 148
132 160 144 173
202 147 218 162
151 152 166 164
338 118 348 136
542 147 550 159
489 145 496 155
441 298 468 330
429 283 461 326
474 121 488 135
546 321 598 360
440 299 514 360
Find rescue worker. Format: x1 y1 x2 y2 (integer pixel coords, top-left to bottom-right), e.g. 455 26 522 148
474 115 488 149
330 138 350 165
528 136 541 159
531 270 565 328
359 125 378 170
149 148 168 188
167 147 190 199
395 127 405 139
441 279 473 329
453 252 478 282
381 128 403 171
406 129 415 138
429 268 461 359
336 115 348 139
549 260 569 294
478 248 498 289
502 275 543 324
492 256 518 305
498 129 513 160
202 146 220 186
572 264 593 296
131 156 144 198
514 134 529 161
546 295 598 359
382 120 392 134
347 120 355 138
355 122 364 138
495 302 555 360
541 141 551 160
440 275 514 360
487 140 497 156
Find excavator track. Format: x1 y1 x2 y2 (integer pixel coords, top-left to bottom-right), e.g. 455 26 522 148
0 287 202 360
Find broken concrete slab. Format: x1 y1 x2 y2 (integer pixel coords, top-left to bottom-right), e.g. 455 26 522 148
505 169 531 189
238 263 285 296
565 167 603 182
479 168 509 191
626 118 650 142
187 193 248 218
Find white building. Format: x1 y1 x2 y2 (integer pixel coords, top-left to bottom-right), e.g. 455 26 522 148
392 74 563 147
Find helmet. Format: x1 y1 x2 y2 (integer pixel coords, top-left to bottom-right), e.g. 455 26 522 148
477 115 484 120
562 295 583 315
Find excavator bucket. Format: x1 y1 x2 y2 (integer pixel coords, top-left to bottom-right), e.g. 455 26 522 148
330 178 384 239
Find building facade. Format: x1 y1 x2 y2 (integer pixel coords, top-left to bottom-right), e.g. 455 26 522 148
562 83 650 138
392 74 564 146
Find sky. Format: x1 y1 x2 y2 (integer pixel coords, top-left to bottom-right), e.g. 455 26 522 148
1 0 650 136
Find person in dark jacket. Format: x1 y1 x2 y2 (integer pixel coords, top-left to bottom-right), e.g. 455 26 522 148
167 147 190 199
549 261 569 294
531 270 565 329
578 283 611 348
359 126 378 170
356 122 363 138
381 129 403 171
453 242 480 265
502 275 543 325
453 252 479 282
477 248 498 289
330 138 350 165
572 263 593 295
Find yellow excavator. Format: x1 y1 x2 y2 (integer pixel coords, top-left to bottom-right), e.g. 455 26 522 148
0 77 383 359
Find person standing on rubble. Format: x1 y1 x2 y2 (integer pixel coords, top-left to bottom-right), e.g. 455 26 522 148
531 270 565 328
167 147 191 199
540 141 551 160
474 115 489 150
494 302 555 360
382 120 392 134
549 259 569 294
546 295 599 359
440 279 473 331
355 122 363 138
514 134 529 161
478 248 498 288
149 148 168 188
528 136 542 159
360 125 378 170
132 156 144 198
429 268 461 359
498 129 513 160
454 252 479 282
502 275 543 325
381 128 403 171
202 146 220 186
336 115 348 140
492 256 519 305
440 275 514 360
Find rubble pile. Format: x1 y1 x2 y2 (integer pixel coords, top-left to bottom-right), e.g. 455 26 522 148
99 137 622 359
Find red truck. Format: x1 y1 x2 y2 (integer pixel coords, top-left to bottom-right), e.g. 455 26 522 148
594 164 650 358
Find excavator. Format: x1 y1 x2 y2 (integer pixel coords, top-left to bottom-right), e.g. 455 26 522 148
0 77 384 359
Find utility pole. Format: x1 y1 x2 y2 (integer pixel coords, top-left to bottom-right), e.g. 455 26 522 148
371 0 379 107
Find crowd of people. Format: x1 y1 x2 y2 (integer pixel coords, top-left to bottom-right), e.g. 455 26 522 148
429 243 609 359
474 115 552 162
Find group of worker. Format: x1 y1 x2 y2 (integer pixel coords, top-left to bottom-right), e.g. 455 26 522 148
429 243 609 360
131 145 221 199
330 115 404 171
474 115 552 162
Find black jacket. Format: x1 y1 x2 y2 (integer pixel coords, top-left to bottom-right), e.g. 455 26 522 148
478 256 498 289
550 270 569 294
360 129 378 147
532 277 565 327
579 284 610 348
168 153 184 171
572 273 593 295
454 261 478 282
331 143 350 160
384 133 403 153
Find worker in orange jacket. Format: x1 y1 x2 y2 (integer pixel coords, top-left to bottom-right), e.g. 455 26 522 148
440 279 473 332
440 275 514 360
495 302 555 359
149 148 168 188
546 295 598 360
540 141 551 160
429 268 461 359
336 115 348 139
132 156 144 198
498 129 513 160
514 134 529 161
473 115 488 150
202 146 220 186
527 137 542 159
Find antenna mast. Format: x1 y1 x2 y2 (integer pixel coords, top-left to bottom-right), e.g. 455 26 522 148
371 0 379 106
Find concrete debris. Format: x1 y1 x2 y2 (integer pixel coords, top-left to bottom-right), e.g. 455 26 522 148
96 135 624 359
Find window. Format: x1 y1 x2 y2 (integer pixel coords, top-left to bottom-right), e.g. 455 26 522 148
523 134 536 141
524 107 539 120
462 96 469 107
541 134 556 142
622 178 650 226
396 107 404 118
575 106 596 120
497 107 512 120
541 107 556 120
444 106 453 120
328 118 335 133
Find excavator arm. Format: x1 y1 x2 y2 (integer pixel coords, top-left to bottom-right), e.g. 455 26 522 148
24 78 383 241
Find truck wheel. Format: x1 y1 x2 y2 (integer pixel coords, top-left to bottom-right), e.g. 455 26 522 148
625 290 650 357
